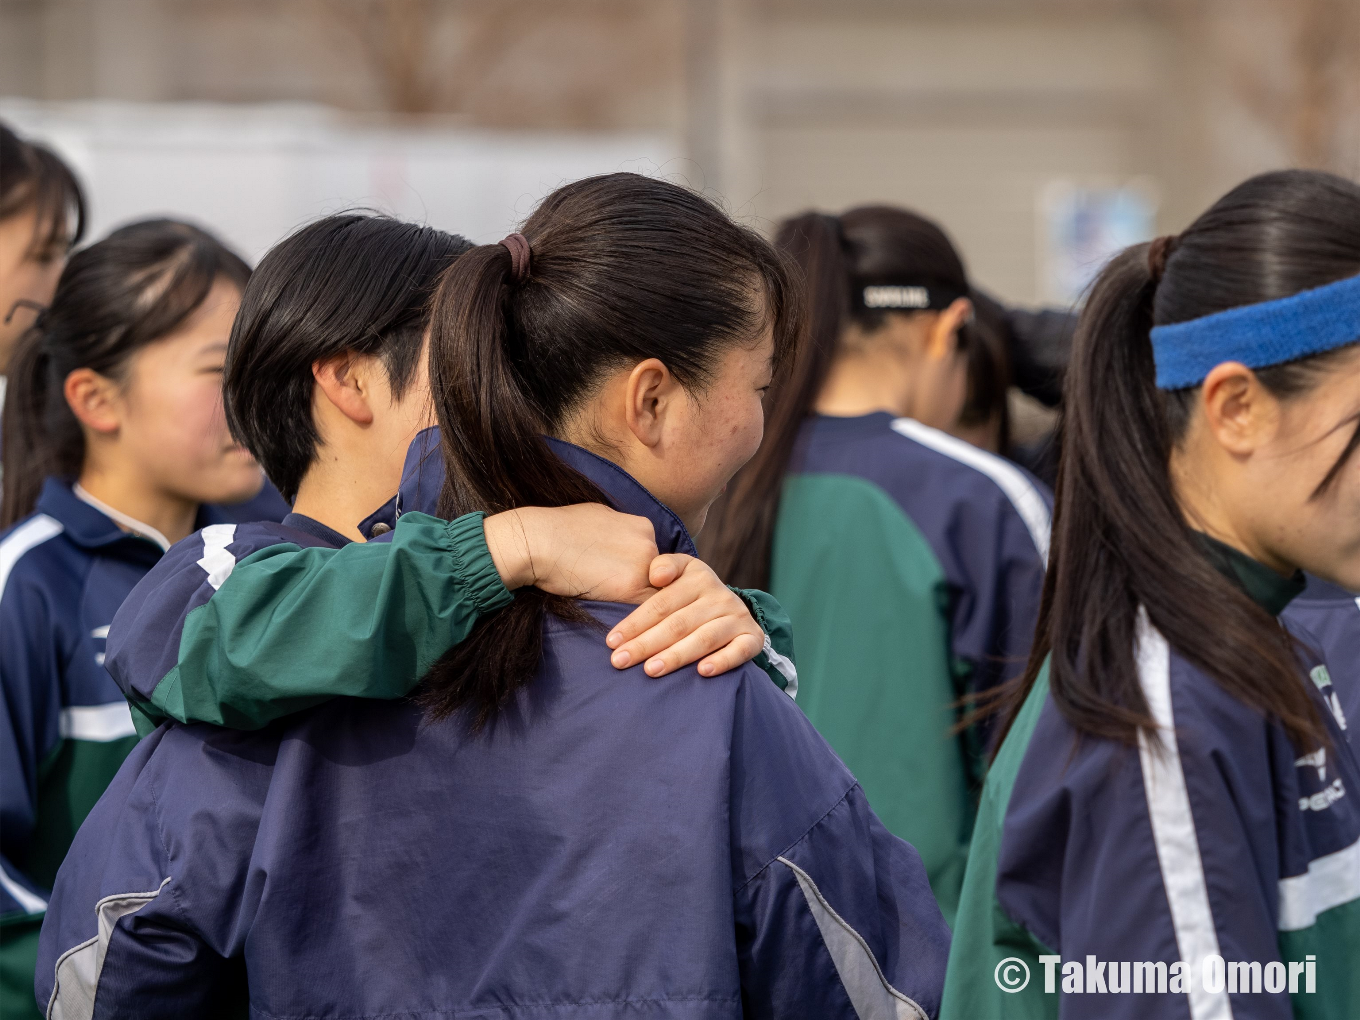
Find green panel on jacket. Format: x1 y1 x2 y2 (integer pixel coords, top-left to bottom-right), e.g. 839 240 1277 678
23 736 140 890
0 920 42 1020
771 471 970 924
939 663 1053 1020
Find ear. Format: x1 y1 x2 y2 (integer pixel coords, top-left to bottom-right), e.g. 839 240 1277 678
923 298 973 361
1199 361 1277 455
312 352 376 426
63 368 123 435
622 358 680 450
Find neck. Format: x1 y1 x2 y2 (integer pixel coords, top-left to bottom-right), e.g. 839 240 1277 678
76 464 198 547
291 455 391 543
1171 450 1295 577
814 346 915 419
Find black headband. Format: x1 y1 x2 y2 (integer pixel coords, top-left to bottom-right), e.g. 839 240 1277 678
853 279 969 313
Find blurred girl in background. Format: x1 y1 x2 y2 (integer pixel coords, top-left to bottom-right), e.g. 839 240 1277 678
0 220 260 1016
705 205 1051 924
0 122 84 415
943 169 1360 1019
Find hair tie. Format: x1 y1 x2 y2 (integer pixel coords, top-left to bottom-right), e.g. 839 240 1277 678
499 233 531 284
1147 234 1178 283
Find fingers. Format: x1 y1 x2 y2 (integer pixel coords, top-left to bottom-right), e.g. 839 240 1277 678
695 631 767 677
648 553 690 589
635 616 763 677
607 577 693 651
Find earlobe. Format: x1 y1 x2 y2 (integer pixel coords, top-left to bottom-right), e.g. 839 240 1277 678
63 368 122 435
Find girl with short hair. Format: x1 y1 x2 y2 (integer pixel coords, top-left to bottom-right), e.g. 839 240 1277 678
40 173 950 1019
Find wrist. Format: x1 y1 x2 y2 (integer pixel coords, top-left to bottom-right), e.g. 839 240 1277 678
483 509 534 590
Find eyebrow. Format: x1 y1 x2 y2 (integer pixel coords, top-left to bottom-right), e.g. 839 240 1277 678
198 342 229 357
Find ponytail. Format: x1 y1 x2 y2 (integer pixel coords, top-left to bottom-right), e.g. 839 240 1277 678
996 169 1360 754
418 172 800 729
705 205 979 589
419 243 611 729
0 219 249 529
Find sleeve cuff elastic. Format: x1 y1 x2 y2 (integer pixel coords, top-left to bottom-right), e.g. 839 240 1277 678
445 512 515 615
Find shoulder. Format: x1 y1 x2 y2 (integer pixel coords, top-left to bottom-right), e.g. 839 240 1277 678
886 418 1052 560
0 511 81 613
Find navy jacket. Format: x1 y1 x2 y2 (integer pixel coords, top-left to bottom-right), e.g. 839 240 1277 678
39 441 950 1019
1284 575 1360 748
0 479 251 1019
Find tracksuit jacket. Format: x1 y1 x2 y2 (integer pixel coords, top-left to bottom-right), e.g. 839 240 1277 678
941 539 1360 1020
38 437 951 1019
0 480 241 1019
769 412 1050 922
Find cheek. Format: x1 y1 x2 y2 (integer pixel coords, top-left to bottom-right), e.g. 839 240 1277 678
702 393 764 480
127 375 230 456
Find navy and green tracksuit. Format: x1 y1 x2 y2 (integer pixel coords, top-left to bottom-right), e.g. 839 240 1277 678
40 439 947 1019
0 479 239 1019
106 426 797 738
770 411 1050 923
942 539 1360 1019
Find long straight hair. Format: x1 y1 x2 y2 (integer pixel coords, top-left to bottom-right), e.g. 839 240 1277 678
1 220 250 528
704 205 993 590
995 169 1360 754
419 172 800 729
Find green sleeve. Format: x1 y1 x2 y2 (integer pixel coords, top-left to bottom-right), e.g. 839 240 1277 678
730 587 798 696
149 511 513 730
940 663 1055 1020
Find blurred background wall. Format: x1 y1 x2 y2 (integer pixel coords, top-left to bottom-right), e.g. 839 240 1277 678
2 0 1358 305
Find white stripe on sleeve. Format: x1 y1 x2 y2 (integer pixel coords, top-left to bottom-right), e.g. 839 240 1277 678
0 859 47 916
777 856 927 1019
59 702 137 742
890 417 1050 561
1135 609 1233 1020
196 523 238 591
1 514 64 600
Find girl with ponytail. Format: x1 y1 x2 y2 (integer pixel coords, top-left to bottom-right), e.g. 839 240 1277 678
0 219 260 1018
39 174 951 1019
705 205 1051 924
943 169 1360 1019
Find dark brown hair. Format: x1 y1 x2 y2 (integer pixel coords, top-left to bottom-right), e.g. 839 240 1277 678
2 220 249 528
995 169 1360 754
705 205 994 589
0 122 85 257
420 172 800 728
224 214 471 502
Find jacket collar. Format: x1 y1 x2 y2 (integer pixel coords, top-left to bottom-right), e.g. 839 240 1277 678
384 427 697 556
33 477 226 556
542 437 697 556
1193 531 1306 617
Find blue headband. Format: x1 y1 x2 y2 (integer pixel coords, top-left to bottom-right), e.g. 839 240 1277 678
1150 272 1360 390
